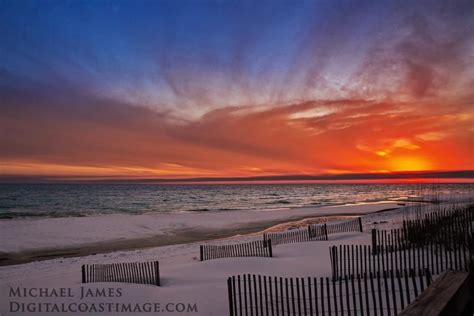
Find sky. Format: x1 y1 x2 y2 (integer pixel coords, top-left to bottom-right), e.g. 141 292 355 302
0 0 473 180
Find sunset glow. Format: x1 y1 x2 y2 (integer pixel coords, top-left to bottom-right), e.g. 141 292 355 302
0 1 473 181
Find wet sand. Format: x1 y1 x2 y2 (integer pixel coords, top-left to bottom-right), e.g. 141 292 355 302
0 208 399 266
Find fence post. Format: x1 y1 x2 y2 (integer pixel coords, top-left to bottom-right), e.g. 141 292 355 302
268 240 273 257
308 225 312 239
200 245 203 261
330 246 338 280
425 268 432 286
358 217 363 232
372 229 377 255
263 233 267 247
155 261 160 286
227 277 234 316
81 265 86 283
324 223 328 240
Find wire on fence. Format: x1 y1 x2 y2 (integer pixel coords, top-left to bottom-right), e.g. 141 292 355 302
200 240 272 261
82 261 160 286
228 270 431 316
330 238 473 280
264 217 363 246
372 206 474 253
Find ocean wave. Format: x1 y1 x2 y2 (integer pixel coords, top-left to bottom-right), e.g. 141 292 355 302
273 200 292 204
0 211 52 219
185 208 212 212
0 183 471 219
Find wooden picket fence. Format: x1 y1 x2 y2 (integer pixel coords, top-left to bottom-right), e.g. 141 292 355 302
326 217 363 236
200 240 272 261
402 206 474 247
372 206 474 253
264 217 363 246
82 261 160 286
227 269 432 316
330 240 473 280
264 225 327 246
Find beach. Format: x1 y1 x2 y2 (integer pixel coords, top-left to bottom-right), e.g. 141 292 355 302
2 182 472 265
1 195 472 315
0 202 404 266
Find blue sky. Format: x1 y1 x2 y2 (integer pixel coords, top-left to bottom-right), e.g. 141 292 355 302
0 1 392 113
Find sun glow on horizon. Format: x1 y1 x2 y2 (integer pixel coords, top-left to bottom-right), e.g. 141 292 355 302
388 156 433 172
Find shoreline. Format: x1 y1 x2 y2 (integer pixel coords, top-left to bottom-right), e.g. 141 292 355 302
0 207 399 267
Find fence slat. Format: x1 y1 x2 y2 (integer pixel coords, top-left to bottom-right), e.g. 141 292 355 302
200 240 272 261
227 271 435 316
81 261 160 286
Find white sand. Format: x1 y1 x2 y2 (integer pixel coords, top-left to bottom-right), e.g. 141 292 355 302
0 198 471 316
0 202 402 254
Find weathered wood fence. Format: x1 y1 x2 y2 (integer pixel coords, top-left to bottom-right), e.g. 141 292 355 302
264 217 363 246
330 241 472 280
200 240 272 261
403 206 474 246
264 225 327 246
227 270 432 316
372 206 474 253
326 217 363 236
82 261 160 286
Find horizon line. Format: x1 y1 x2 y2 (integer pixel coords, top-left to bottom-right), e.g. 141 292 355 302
1 170 473 184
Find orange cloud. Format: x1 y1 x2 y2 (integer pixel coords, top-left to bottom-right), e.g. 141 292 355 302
1 90 472 179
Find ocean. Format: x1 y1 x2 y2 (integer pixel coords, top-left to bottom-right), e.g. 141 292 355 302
0 183 472 219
